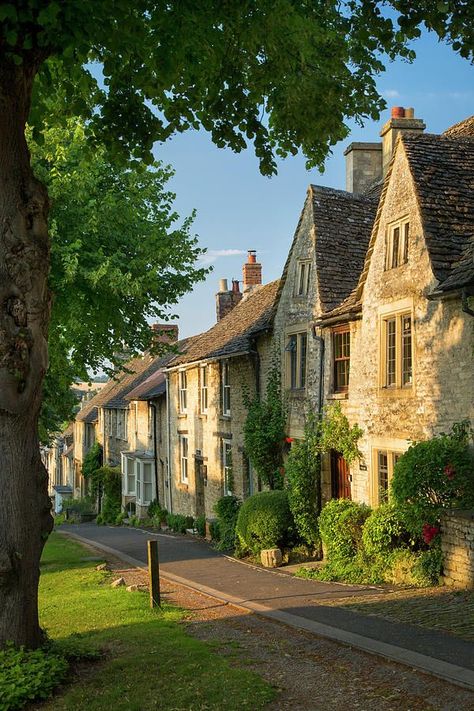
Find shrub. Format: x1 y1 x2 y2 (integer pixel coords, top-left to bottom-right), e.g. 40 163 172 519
385 548 442 587
209 519 221 542
82 442 103 493
195 514 206 537
318 498 371 562
214 495 241 551
235 490 296 557
63 496 95 515
115 511 127 526
96 466 122 525
362 503 408 557
148 500 168 525
391 422 474 536
285 414 321 548
166 513 193 534
0 643 68 710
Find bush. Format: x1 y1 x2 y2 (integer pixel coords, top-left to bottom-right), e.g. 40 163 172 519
115 511 127 526
362 503 408 557
0 643 68 710
214 496 241 551
209 520 221 542
195 514 206 537
391 422 474 536
63 496 95 515
96 466 122 525
82 442 103 493
148 500 168 526
166 513 193 534
318 498 371 562
235 490 296 557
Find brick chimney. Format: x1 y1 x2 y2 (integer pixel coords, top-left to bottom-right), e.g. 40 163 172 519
151 323 179 345
344 142 382 194
242 250 262 293
380 107 425 176
216 278 242 321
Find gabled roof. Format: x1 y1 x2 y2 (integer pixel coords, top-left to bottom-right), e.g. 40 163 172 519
168 280 280 367
443 115 474 138
125 370 166 401
101 350 176 409
76 375 120 422
311 185 379 312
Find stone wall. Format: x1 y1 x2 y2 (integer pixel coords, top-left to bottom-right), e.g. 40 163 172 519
321 142 474 506
441 510 474 588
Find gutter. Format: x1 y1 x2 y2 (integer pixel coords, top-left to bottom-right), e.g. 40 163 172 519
165 349 251 374
426 287 474 318
150 401 160 506
165 373 173 513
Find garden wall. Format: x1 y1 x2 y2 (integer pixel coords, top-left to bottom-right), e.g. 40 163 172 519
441 510 474 588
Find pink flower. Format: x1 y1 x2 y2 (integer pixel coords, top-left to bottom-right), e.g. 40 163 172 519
422 523 440 545
444 464 455 480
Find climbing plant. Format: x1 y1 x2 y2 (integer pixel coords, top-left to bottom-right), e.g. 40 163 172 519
285 413 321 547
319 402 363 464
81 442 102 488
243 361 286 490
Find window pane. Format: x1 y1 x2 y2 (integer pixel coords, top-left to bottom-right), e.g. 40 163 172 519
299 333 307 388
378 451 389 499
143 463 152 483
144 482 153 502
403 223 409 263
289 335 297 388
402 315 412 386
306 263 311 294
334 330 350 391
386 319 396 386
298 263 305 295
392 227 400 268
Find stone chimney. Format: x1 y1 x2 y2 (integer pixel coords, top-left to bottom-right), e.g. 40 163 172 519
151 323 179 345
242 250 262 293
216 278 242 321
380 107 425 176
344 142 382 194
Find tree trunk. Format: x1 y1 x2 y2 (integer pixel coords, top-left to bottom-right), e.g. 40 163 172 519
0 60 53 648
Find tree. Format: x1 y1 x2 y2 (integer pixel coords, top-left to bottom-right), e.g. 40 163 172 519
30 120 207 441
0 0 472 649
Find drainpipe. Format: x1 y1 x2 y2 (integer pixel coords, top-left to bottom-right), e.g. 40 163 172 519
462 290 474 318
150 401 160 506
165 373 173 513
312 327 325 418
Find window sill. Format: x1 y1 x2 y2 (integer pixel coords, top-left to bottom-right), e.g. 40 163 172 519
220 414 231 420
327 392 348 400
378 386 414 399
178 482 189 491
177 413 187 419
286 388 306 399
199 412 208 418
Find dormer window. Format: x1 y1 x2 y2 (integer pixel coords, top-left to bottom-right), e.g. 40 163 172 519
385 219 409 270
296 260 311 296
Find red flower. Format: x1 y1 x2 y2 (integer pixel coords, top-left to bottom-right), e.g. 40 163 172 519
285 437 294 444
444 463 455 480
422 523 440 545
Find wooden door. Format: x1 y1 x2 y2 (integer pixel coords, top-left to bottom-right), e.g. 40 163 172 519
330 450 351 499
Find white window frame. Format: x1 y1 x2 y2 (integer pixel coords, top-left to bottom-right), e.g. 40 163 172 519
372 448 403 505
223 440 233 496
285 331 308 390
180 435 189 484
121 454 136 496
200 365 208 414
295 260 312 296
385 218 409 270
221 361 231 416
137 459 154 506
179 370 187 413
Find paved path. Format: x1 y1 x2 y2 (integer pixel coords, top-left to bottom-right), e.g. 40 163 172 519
62 523 474 689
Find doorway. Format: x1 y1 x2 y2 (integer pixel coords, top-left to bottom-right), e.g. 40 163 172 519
330 450 351 499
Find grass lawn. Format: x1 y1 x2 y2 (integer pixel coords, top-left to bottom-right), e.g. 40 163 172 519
38 533 275 710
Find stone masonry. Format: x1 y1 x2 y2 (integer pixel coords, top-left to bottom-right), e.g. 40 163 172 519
441 510 474 588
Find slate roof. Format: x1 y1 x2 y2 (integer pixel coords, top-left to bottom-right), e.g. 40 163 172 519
101 351 176 409
168 280 280 367
402 132 474 286
443 115 474 138
311 186 379 312
125 370 167 401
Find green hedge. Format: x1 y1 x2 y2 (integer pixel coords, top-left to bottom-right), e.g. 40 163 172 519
214 496 241 551
235 490 296 557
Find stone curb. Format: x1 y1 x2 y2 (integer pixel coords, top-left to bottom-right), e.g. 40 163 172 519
59 530 474 692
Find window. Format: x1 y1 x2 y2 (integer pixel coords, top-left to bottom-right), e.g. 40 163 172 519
116 409 127 440
180 435 188 483
137 461 154 504
286 332 307 389
381 312 413 389
296 260 311 296
179 370 187 413
148 405 153 440
385 219 409 270
333 328 350 392
200 365 208 413
223 440 233 495
222 361 231 416
121 454 136 495
374 450 402 503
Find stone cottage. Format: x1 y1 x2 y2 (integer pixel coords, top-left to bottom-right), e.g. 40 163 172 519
316 110 474 506
163 256 279 520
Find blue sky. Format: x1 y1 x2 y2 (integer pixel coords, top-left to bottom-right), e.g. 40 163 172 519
154 32 473 339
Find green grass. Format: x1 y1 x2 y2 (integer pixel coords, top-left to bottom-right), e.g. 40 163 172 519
39 533 275 710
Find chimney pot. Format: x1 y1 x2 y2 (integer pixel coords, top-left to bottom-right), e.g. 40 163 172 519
218 278 229 293
248 250 256 264
380 107 425 176
404 107 415 119
232 279 240 293
391 106 405 118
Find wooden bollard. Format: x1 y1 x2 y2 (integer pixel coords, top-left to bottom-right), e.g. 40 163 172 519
147 539 161 608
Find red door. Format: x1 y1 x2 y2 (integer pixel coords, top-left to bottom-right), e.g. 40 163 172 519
330 451 351 499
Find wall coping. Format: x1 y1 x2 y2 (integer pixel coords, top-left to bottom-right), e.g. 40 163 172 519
441 509 474 521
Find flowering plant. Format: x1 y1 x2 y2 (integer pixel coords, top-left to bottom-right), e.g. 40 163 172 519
422 523 440 545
